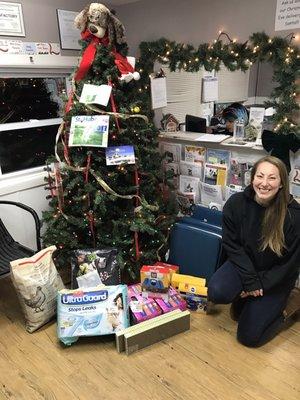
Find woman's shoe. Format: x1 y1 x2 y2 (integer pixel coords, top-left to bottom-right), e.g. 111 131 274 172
283 287 300 321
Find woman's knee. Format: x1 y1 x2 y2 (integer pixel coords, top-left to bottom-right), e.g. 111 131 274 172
208 280 234 304
237 326 262 347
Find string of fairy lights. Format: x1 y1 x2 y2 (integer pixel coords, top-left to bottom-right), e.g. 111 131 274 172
136 31 300 136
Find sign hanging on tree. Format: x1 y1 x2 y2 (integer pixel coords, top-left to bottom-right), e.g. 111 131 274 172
69 115 109 147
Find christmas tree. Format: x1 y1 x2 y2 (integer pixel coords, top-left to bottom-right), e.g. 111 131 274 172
42 3 177 280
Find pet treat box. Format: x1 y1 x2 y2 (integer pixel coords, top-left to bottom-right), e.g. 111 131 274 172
171 273 206 290
128 283 162 324
178 283 208 313
140 265 171 300
154 262 179 275
155 286 187 313
57 285 129 346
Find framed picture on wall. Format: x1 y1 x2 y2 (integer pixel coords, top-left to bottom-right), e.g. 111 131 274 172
56 9 81 50
0 2 25 36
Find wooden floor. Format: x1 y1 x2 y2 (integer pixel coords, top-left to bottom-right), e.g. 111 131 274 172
0 276 299 400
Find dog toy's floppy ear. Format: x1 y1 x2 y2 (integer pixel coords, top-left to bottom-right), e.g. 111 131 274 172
74 5 90 31
107 11 126 46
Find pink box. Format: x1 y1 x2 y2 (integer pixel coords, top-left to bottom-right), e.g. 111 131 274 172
155 286 187 313
128 284 162 324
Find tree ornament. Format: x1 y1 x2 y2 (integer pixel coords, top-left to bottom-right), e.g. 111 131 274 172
131 106 141 113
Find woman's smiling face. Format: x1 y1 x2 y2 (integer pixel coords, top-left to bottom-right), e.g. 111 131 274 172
252 161 282 205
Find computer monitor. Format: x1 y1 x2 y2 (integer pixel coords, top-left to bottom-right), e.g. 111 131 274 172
185 115 207 133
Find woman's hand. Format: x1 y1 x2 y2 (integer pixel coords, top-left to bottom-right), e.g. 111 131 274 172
240 289 263 298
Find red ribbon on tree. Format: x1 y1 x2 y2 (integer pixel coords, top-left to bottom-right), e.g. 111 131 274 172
85 153 92 183
134 166 140 260
87 211 96 248
108 80 121 132
74 31 135 82
74 31 105 81
65 90 74 113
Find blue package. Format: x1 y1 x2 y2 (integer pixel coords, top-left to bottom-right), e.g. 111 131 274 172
57 285 129 346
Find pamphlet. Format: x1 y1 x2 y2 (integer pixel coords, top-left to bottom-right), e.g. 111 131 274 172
105 145 135 165
179 175 200 202
159 142 182 163
204 163 227 186
184 145 206 163
206 148 230 166
79 84 112 107
200 182 223 206
69 115 109 147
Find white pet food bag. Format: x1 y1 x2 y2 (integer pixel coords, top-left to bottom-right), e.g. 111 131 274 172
10 245 65 333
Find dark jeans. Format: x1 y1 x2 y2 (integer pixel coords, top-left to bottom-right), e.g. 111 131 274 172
208 261 294 347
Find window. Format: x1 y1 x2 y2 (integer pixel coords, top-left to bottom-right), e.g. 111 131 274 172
0 77 67 176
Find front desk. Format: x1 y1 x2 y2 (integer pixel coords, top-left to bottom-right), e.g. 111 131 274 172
158 131 299 209
159 131 266 161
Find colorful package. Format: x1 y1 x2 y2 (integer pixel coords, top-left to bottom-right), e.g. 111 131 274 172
155 286 187 313
71 248 121 289
128 283 162 324
154 262 179 274
182 294 208 313
57 285 129 345
140 265 171 299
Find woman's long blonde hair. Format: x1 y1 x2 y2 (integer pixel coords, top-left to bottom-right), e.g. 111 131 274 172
250 156 290 256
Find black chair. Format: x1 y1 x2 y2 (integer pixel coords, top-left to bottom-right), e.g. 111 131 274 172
0 200 41 277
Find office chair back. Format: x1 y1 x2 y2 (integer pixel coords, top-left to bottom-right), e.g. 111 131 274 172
0 201 41 277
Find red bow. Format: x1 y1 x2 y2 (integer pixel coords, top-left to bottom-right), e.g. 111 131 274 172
74 30 134 81
74 31 109 81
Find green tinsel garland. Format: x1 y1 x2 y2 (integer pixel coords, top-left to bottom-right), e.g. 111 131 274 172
136 32 300 137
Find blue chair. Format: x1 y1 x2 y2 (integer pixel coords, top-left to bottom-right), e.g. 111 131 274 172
168 205 223 281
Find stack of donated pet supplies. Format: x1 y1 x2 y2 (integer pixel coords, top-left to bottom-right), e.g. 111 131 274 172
10 247 211 355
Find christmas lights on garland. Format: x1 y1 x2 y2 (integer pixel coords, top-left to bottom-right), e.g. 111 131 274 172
136 31 300 137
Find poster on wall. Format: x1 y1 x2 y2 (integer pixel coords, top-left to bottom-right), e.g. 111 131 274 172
56 9 81 50
0 2 25 36
275 0 300 31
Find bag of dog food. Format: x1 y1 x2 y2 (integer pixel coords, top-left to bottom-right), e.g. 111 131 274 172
71 248 121 289
10 245 65 333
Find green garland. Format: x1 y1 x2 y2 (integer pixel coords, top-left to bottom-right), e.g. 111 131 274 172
136 32 300 136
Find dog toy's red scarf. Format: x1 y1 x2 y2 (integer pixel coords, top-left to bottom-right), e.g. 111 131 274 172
74 30 134 81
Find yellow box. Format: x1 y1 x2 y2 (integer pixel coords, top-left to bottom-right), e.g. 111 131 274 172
171 273 206 289
178 282 208 297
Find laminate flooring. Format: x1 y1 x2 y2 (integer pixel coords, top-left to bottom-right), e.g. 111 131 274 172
0 276 299 400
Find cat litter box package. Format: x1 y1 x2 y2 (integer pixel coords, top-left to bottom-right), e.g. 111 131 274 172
57 285 129 346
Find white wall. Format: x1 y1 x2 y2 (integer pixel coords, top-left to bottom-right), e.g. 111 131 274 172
113 0 299 56
1 0 88 55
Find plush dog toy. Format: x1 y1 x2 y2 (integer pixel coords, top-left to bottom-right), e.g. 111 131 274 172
74 3 140 83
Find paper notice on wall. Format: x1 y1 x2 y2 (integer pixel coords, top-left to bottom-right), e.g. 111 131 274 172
202 76 218 102
275 0 300 31
150 76 167 109
23 42 37 55
36 42 61 55
8 40 23 54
